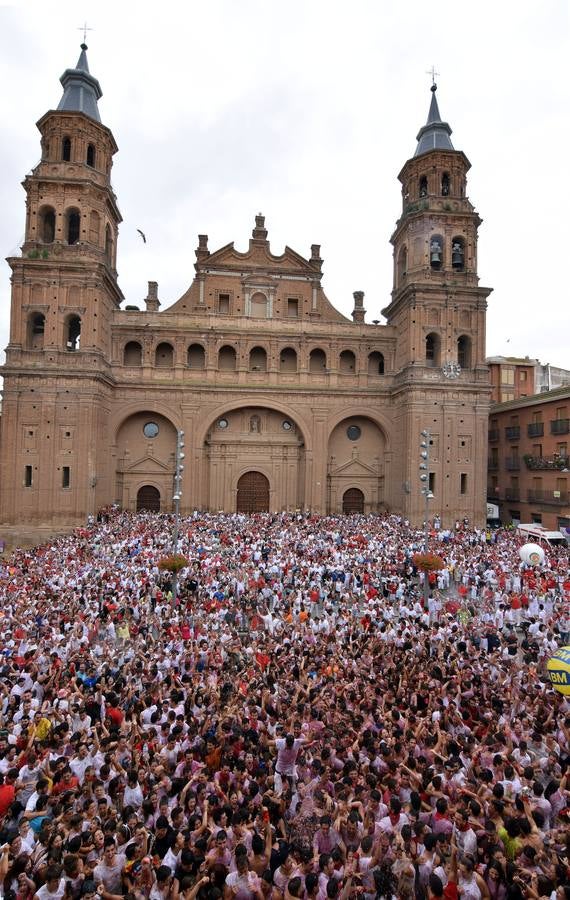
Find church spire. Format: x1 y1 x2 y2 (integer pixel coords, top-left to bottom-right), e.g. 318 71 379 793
57 43 103 123
414 83 454 157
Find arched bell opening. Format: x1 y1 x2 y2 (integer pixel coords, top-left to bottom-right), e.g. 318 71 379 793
425 332 440 367
451 236 465 270
65 314 81 351
27 312 45 350
457 334 472 369
430 234 443 270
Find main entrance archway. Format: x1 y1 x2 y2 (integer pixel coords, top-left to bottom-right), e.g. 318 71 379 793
342 487 364 514
236 471 269 513
136 485 161 511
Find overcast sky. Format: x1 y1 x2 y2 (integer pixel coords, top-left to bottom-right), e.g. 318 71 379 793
0 0 568 370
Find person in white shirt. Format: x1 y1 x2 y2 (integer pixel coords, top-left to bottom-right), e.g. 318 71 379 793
71 708 92 733
33 865 66 900
272 732 306 796
25 777 50 813
69 743 98 782
124 771 144 809
453 809 477 857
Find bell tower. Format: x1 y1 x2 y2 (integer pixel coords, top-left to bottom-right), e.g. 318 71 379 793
383 83 492 526
0 44 123 526
10 42 123 358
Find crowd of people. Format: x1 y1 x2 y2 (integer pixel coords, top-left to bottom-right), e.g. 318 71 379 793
0 510 568 900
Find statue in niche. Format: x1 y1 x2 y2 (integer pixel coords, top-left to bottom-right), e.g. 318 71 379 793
250 415 261 433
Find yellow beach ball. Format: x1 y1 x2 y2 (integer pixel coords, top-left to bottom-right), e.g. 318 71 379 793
546 646 570 695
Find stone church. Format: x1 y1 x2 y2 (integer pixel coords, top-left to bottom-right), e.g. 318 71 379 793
0 44 492 526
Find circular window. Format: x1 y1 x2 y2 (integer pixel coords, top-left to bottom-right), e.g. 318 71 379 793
217 418 229 430
346 424 361 441
282 420 292 431
143 422 159 438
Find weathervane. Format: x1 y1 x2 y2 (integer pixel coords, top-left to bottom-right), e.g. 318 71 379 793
426 65 440 86
78 21 93 45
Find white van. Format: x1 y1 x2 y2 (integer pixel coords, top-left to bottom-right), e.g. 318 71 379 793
516 524 568 546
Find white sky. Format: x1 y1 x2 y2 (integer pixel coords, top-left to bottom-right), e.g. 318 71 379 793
0 0 568 369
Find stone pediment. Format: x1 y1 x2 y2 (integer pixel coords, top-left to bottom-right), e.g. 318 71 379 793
204 241 317 276
124 454 172 474
330 457 378 477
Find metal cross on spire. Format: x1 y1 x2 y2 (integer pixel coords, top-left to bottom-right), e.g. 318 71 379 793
78 22 93 45
426 65 440 86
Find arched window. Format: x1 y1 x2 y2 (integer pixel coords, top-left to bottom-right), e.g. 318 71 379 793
451 236 465 270
187 343 206 369
65 315 81 351
429 234 443 270
250 291 268 318
368 351 385 375
62 137 71 162
123 341 142 366
28 312 45 350
105 224 113 263
425 332 440 367
155 342 174 367
441 173 450 196
218 345 237 370
66 208 80 245
86 144 96 168
397 246 407 285
309 348 327 372
39 206 55 243
249 346 267 372
457 334 472 369
280 347 297 373
419 175 428 198
339 350 356 373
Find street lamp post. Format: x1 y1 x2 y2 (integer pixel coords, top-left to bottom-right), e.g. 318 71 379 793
419 429 434 608
171 429 185 605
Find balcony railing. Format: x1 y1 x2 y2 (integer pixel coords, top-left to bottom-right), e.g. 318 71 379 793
527 422 544 437
505 457 521 471
488 459 499 471
551 419 570 435
524 454 569 471
505 426 520 440
504 488 520 501
527 489 569 505
488 429 500 442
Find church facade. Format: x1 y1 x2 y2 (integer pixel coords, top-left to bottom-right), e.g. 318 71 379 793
0 46 492 526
